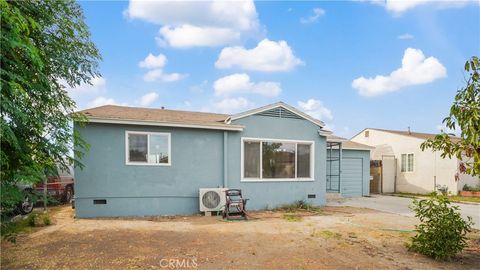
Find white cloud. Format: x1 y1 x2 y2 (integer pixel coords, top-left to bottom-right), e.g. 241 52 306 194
213 97 252 113
297 99 333 121
352 48 447 96
367 0 478 15
157 25 241 48
138 92 159 107
397 33 414 40
125 0 259 48
64 76 106 98
213 73 281 97
138 53 167 69
87 96 117 108
385 0 429 13
143 69 186 82
139 53 186 82
300 8 325 24
215 39 304 72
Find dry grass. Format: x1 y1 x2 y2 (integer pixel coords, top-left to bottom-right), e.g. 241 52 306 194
2 206 479 270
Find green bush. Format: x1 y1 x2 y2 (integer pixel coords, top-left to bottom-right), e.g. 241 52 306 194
0 221 19 243
42 213 51 225
462 184 480 192
408 193 473 260
277 200 321 212
26 213 37 227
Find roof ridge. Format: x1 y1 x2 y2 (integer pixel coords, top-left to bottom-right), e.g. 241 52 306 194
368 127 460 138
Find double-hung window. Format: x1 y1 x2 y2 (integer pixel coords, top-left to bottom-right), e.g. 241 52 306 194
401 153 414 172
242 138 314 181
126 131 171 165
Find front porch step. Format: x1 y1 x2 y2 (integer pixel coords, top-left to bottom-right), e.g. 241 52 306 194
326 192 345 203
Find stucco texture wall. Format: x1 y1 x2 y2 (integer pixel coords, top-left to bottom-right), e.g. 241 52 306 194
227 115 327 210
74 123 225 217
74 114 329 217
352 129 461 195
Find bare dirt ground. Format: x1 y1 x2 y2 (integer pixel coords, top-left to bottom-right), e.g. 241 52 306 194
2 206 479 270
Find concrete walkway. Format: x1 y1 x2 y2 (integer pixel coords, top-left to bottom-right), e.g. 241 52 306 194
327 195 480 229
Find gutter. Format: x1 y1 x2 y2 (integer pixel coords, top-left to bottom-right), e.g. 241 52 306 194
81 117 245 131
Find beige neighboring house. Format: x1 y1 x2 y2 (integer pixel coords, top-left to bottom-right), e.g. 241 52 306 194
351 128 479 195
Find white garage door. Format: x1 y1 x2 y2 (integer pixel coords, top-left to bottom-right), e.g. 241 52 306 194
341 158 363 197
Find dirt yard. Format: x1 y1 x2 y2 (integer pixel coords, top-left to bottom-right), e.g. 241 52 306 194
2 206 479 270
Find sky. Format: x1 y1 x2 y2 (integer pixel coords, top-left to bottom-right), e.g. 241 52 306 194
70 0 480 138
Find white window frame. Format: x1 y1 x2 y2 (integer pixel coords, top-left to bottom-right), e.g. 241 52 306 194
401 153 414 173
240 137 315 182
125 131 171 166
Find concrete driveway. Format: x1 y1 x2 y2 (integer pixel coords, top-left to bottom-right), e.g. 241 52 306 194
328 195 480 229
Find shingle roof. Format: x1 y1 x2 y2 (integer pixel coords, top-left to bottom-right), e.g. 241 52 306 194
326 134 374 150
342 140 375 150
365 128 461 142
77 105 243 130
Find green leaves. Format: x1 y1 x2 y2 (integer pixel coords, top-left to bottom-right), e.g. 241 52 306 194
421 56 480 176
408 193 473 260
1 0 100 218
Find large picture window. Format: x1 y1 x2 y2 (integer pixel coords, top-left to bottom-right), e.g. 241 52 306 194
242 138 314 181
126 131 171 165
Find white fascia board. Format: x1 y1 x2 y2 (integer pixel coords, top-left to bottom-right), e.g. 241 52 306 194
319 130 334 137
84 117 244 131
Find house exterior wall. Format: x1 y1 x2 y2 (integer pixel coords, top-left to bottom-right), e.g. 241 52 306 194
74 113 329 217
227 115 327 209
74 123 226 217
351 129 464 195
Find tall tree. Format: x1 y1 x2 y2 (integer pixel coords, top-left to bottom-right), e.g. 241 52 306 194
421 56 480 176
1 0 101 212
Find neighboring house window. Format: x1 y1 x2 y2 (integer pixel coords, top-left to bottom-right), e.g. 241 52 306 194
242 138 314 181
365 130 369 137
401 153 414 172
126 131 171 165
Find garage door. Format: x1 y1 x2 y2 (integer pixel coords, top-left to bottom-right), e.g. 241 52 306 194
341 158 363 197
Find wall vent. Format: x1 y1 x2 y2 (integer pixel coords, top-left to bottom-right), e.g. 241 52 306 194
93 199 107 205
256 107 303 120
307 194 316 199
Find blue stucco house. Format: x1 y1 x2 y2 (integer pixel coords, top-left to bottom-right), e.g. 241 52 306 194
74 102 371 218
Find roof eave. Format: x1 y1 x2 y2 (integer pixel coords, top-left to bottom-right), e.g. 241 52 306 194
319 130 333 137
79 117 244 131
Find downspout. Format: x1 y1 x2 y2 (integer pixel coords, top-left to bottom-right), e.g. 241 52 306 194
223 131 228 188
339 142 342 194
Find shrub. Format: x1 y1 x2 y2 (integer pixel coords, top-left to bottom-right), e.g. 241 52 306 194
277 200 321 212
463 184 480 192
26 213 37 227
408 193 473 260
0 221 18 243
42 213 51 225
